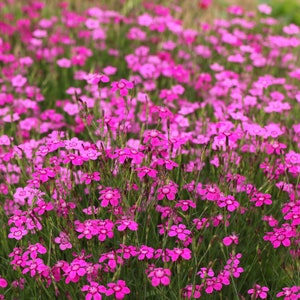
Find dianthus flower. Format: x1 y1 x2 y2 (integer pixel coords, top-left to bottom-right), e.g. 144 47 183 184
99 251 123 270
276 286 300 299
99 188 121 207
168 224 191 241
111 79 134 96
64 258 88 284
135 166 158 179
250 193 272 207
106 280 130 299
157 182 178 201
263 225 296 248
175 200 196 211
217 195 240 212
23 243 47 259
223 233 239 246
137 245 155 260
8 226 28 240
182 284 203 299
54 232 72 251
81 282 106 300
248 284 269 299
148 267 171 286
85 73 109 85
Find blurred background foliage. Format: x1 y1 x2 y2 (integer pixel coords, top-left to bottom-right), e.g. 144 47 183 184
16 0 300 27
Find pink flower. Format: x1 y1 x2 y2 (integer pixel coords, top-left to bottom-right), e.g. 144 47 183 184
199 0 212 9
248 284 269 299
182 284 203 299
167 248 192 261
106 280 130 299
0 278 7 288
24 243 47 259
168 224 191 241
8 226 28 240
111 79 134 96
57 58 72 68
54 232 72 251
64 258 88 284
250 193 272 207
99 188 121 207
157 183 178 201
276 286 300 299
137 245 155 260
135 167 158 179
116 218 138 232
148 267 171 287
175 200 196 212
81 282 106 300
258 4 272 15
223 233 239 246
11 74 27 87
85 73 109 85
99 251 123 270
217 195 239 212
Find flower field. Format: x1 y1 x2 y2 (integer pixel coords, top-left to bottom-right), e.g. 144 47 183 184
0 0 299 299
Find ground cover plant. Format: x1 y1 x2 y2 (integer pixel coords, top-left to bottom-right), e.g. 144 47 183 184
0 0 299 299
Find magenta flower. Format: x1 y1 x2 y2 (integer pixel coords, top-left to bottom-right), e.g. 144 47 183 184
175 200 196 212
81 282 106 300
198 184 221 201
168 224 191 241
204 277 223 294
11 74 27 87
54 232 72 251
8 226 28 240
250 193 272 207
81 172 101 185
154 158 178 170
217 195 240 212
157 183 178 201
135 167 158 179
137 245 155 260
111 79 134 96
99 251 123 270
85 73 109 85
24 243 47 259
223 233 239 246
116 218 138 232
33 200 54 215
32 168 56 183
263 226 296 248
57 58 72 68
276 286 300 299
182 284 203 299
248 284 269 299
117 244 138 260
168 248 192 261
99 188 121 207
148 267 171 287
63 153 87 166
64 258 88 284
106 280 130 299
0 278 7 288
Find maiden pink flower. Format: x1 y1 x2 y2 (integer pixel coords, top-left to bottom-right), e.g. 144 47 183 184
82 282 106 300
106 280 130 299
148 267 171 287
168 224 191 241
111 79 134 96
8 226 28 240
248 284 269 299
223 233 239 246
54 232 72 251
